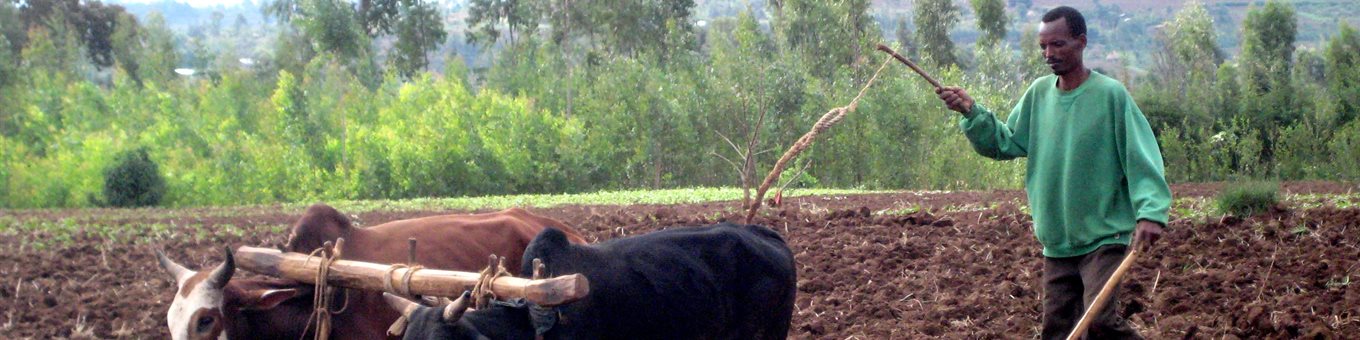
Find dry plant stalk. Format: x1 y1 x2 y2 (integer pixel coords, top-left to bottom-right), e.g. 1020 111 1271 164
744 56 894 223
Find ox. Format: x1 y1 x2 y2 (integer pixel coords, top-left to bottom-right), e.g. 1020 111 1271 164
156 204 585 340
385 222 797 340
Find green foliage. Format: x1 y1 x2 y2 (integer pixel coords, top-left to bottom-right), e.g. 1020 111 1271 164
894 15 916 58
1328 120 1360 180
1239 0 1299 127
969 0 1007 48
1215 180 1279 217
1274 120 1329 179
296 0 370 63
1166 1 1220 67
390 0 446 78
1144 1 1221 132
914 0 960 67
135 13 178 85
2 0 1358 210
102 147 166 207
774 0 873 80
465 0 539 46
1158 119 1268 182
1326 23 1360 125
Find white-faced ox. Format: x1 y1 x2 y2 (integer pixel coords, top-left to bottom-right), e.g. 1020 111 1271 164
385 222 797 340
156 204 586 340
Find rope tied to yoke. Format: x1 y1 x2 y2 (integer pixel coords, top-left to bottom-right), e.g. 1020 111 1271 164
300 239 350 340
383 264 426 298
472 255 512 309
384 263 426 337
387 255 511 337
745 56 895 223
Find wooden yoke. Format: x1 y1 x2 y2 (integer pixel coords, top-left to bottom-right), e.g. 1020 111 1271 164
234 246 590 307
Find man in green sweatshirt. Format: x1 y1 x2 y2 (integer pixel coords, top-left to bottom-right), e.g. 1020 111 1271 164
935 6 1171 339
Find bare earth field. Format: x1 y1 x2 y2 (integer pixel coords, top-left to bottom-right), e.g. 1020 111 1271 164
2 181 1358 339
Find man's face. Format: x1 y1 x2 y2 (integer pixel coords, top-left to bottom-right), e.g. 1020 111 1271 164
1038 17 1086 76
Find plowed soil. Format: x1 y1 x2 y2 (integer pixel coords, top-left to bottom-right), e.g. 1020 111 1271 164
2 181 1358 339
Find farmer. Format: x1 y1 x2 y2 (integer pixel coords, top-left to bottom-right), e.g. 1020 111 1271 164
934 6 1171 339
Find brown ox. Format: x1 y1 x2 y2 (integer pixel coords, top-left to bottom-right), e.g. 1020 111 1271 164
156 204 585 340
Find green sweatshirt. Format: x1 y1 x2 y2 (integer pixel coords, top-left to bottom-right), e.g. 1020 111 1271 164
960 71 1172 258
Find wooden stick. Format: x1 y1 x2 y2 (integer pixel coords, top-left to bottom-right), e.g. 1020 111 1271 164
234 246 590 306
875 44 943 90
1066 248 1140 340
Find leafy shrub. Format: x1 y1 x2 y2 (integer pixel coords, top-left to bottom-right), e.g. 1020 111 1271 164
102 148 166 207
1216 180 1279 217
1328 120 1360 180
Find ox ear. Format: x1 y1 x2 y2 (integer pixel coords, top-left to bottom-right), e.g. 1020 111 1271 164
442 291 473 323
242 288 302 310
383 293 420 319
155 249 193 284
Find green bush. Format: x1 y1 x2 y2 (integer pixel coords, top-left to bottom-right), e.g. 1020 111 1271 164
1216 180 1280 217
102 148 166 207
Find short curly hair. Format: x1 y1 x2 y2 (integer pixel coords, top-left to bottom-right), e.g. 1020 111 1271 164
1042 6 1087 37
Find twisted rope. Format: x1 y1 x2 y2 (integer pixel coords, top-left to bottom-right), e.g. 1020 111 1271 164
381 263 427 337
299 240 349 340
472 256 512 309
746 56 894 223
383 264 426 298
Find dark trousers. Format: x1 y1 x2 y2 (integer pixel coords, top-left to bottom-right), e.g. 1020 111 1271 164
1041 244 1141 340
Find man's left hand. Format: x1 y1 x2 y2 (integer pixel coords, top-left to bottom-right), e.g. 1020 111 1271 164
1133 220 1164 252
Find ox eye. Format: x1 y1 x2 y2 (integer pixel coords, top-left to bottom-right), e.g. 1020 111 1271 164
196 315 215 333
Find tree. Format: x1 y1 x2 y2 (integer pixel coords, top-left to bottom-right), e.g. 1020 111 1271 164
137 13 178 85
0 0 22 56
774 0 873 79
1148 0 1220 129
360 0 401 36
110 12 142 85
1214 62 1241 125
627 0 696 57
1326 23 1360 125
263 0 302 23
0 15 16 137
1165 1 1220 71
1237 0 1297 166
18 0 131 69
296 0 370 62
914 0 960 67
708 12 787 207
894 14 917 58
970 0 1007 48
390 0 446 77
102 147 166 207
21 13 84 80
0 9 15 89
465 0 540 46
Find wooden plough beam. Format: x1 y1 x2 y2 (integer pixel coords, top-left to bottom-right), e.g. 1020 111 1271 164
233 246 590 306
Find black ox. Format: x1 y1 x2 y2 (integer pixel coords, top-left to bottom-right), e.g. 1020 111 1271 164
385 222 797 340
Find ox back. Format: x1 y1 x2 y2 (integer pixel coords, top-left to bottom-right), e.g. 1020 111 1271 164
401 222 797 340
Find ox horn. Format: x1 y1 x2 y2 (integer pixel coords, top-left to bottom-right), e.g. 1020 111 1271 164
442 291 473 323
384 293 420 319
155 249 192 284
205 247 236 289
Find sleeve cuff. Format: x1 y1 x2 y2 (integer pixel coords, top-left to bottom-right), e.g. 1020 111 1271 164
1137 216 1169 229
963 104 986 120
